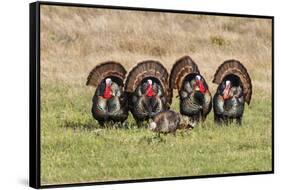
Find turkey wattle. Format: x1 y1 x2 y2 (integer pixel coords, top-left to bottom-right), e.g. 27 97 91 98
213 59 252 125
169 56 212 123
86 61 128 126
124 60 172 123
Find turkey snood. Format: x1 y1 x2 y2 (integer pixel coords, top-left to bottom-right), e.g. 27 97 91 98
194 76 206 93
103 79 112 99
146 84 154 97
223 81 231 100
146 80 154 97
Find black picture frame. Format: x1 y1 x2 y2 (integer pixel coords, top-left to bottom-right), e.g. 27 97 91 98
29 1 274 189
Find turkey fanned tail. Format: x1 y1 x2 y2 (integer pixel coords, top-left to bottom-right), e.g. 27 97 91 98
125 60 170 123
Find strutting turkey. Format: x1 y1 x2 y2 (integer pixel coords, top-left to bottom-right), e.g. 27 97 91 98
124 60 172 124
169 56 212 124
212 59 252 125
86 61 128 126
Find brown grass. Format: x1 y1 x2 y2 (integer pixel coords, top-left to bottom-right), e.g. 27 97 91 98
40 5 272 99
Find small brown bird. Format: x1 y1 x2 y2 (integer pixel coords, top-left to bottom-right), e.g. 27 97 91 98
148 110 191 136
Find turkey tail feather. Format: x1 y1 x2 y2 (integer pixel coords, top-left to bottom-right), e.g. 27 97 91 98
213 60 252 104
169 55 200 90
86 61 127 87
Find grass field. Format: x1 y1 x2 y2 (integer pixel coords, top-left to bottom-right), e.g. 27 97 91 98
40 5 272 185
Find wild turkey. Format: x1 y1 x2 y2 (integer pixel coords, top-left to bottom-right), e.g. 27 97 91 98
169 55 212 123
124 60 172 124
86 61 128 126
212 59 252 125
148 110 181 136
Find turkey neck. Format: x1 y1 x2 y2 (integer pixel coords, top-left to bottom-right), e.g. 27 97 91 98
146 84 154 97
103 83 112 99
223 85 231 100
195 80 206 93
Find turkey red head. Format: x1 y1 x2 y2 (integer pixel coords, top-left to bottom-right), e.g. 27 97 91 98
146 79 154 97
103 78 113 99
194 75 206 93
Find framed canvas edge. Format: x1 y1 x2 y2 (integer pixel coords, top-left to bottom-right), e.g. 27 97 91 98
30 1 41 189
37 0 274 19
39 171 274 189
29 1 275 189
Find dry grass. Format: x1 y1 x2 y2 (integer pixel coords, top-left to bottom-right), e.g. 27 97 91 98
40 5 272 185
40 5 272 97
